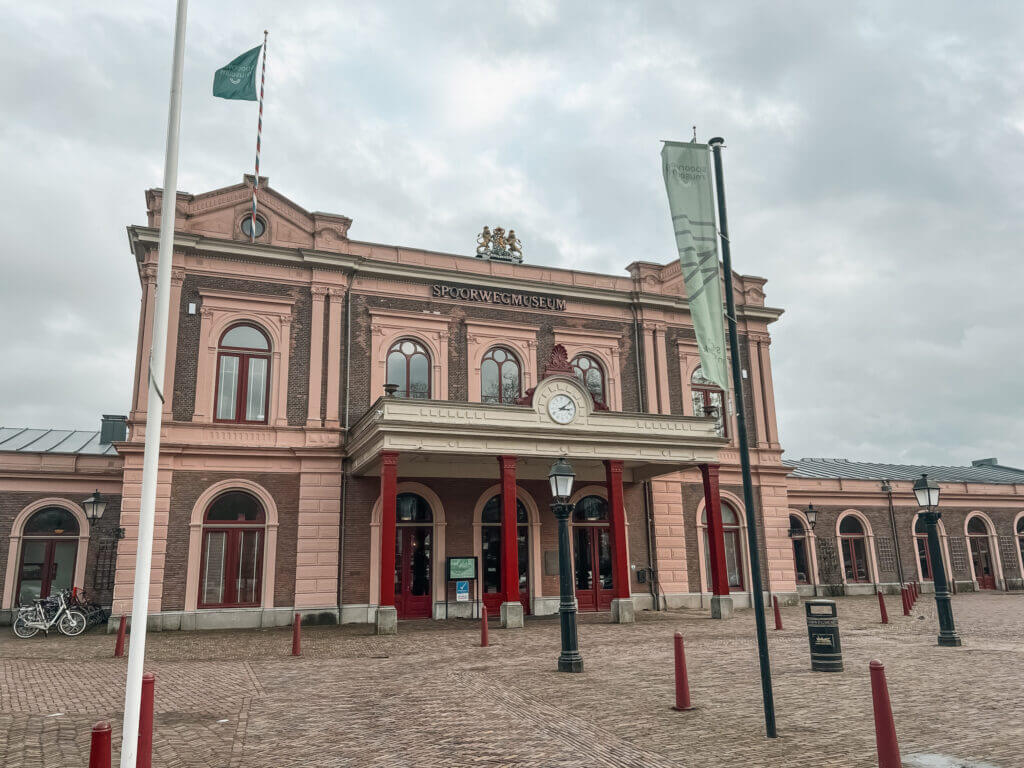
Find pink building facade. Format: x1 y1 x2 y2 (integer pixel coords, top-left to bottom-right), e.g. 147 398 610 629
2 176 1021 629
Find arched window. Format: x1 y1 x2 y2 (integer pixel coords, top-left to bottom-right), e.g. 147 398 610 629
571 355 606 406
481 347 521 404
966 515 997 590
914 516 935 580
701 503 744 590
572 495 609 522
1017 517 1024 579
16 508 81 604
838 515 870 583
396 493 433 523
199 491 265 608
691 366 726 437
789 515 810 585
216 324 271 423
387 339 431 399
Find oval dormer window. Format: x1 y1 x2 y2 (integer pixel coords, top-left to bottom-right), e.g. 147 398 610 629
240 215 266 238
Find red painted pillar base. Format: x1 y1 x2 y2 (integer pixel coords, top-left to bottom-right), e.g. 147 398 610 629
480 611 489 648
138 673 155 768
292 613 302 656
672 632 694 711
114 615 127 658
89 722 112 768
901 587 910 616
877 591 889 624
869 660 902 768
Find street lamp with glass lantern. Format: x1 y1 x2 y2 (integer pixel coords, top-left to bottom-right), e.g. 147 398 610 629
912 473 962 647
82 489 124 540
548 457 583 673
804 503 817 531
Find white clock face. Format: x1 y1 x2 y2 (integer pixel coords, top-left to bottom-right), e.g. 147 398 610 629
547 393 577 424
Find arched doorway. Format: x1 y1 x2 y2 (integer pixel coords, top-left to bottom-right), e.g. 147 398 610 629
199 491 266 608
16 507 80 604
480 495 530 617
572 495 614 611
967 516 997 590
702 503 745 592
913 515 945 582
838 515 871 583
395 493 434 618
789 515 812 586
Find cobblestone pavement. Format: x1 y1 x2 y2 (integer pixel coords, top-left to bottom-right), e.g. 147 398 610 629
1 593 1021 767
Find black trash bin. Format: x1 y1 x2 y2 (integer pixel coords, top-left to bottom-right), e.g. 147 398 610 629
805 599 843 672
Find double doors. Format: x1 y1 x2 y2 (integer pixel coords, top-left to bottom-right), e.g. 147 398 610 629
573 525 614 612
17 539 77 605
481 525 530 617
395 526 433 618
969 536 997 590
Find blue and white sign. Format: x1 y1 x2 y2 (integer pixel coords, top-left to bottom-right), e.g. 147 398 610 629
455 580 470 602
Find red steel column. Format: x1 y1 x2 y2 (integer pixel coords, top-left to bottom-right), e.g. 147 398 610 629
699 464 730 597
379 451 399 607
498 456 519 605
605 460 632 599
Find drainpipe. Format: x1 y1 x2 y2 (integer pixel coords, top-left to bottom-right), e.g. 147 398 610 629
336 276 355 618
631 296 661 609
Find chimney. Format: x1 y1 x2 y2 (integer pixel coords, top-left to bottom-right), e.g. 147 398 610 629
971 458 998 467
100 415 128 444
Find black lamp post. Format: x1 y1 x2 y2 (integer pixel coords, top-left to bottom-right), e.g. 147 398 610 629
912 474 962 647
548 457 583 673
805 503 817 531
82 490 124 540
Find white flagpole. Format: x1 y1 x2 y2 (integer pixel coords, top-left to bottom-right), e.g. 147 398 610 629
119 1 188 766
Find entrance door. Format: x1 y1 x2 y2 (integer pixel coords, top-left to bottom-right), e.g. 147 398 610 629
395 526 433 618
480 495 531 618
573 526 614 612
969 536 996 590
17 540 77 605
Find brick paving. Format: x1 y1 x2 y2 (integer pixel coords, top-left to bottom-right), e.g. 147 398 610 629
1 593 1021 767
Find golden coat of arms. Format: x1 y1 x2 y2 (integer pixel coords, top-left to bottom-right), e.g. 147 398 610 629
475 226 523 263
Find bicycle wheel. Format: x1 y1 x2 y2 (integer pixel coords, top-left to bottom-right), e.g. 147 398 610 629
58 610 88 636
13 614 40 639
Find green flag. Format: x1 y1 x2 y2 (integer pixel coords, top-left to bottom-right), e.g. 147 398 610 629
213 45 262 100
661 142 730 394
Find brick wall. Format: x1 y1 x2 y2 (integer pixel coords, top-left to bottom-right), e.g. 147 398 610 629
163 471 300 611
0 491 123 608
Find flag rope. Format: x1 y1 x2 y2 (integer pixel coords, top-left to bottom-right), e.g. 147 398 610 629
251 30 267 243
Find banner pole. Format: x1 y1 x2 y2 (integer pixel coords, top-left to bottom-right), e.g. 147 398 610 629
119 2 188 766
707 136 778 739
250 30 267 243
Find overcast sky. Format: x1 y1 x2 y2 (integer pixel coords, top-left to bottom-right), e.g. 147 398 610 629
2 1 1022 468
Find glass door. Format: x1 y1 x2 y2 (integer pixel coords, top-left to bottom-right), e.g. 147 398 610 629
969 537 996 589
395 527 433 618
17 540 77 605
573 526 614 612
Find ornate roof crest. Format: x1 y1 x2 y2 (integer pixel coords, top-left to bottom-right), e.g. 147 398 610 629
475 226 523 263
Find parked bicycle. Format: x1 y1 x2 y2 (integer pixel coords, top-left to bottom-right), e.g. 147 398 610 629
12 589 88 638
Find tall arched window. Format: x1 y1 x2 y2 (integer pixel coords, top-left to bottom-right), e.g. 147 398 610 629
789 515 811 585
572 495 614 611
394 493 433 618
216 324 271 423
481 347 521 404
199 491 265 608
571 354 606 405
387 339 431 399
702 503 744 591
967 515 997 590
691 365 726 437
839 515 870 583
1017 517 1024 581
914 516 934 580
16 508 80 604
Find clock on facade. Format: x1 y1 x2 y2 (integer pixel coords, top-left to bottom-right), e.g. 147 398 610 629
547 393 577 424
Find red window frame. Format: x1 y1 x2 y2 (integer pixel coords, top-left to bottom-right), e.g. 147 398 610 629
789 517 810 585
571 355 606 406
198 493 266 609
387 339 432 399
915 535 934 580
214 325 271 424
481 347 522 404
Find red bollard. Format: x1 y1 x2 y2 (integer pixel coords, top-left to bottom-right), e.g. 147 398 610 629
138 672 155 768
901 587 910 616
292 613 302 656
114 615 127 658
89 721 112 768
869 660 902 768
672 632 694 711
772 595 783 630
877 590 889 624
480 611 489 647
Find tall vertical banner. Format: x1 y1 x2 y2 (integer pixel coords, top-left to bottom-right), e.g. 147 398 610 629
661 142 730 394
